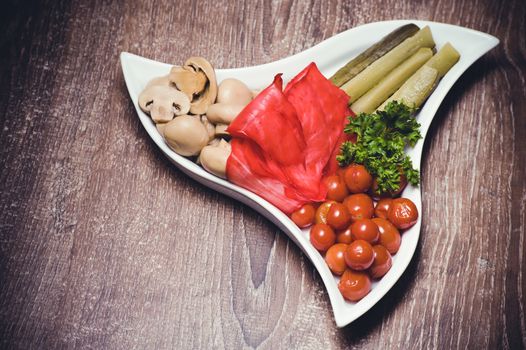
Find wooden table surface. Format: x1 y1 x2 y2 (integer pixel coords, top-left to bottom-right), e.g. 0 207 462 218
1 0 525 349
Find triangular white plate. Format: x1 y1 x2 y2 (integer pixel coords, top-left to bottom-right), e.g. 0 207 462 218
121 20 498 327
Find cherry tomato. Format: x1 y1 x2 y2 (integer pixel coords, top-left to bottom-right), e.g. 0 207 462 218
370 174 408 199
387 198 419 229
310 224 336 252
372 218 401 254
325 243 348 275
344 239 374 270
368 245 392 279
323 175 349 202
350 219 379 243
344 164 373 193
374 198 393 219
336 226 353 244
326 203 352 230
315 201 336 225
336 167 347 182
338 269 371 302
291 204 316 228
343 194 374 222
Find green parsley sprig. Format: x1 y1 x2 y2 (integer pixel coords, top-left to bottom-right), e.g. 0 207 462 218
336 101 422 194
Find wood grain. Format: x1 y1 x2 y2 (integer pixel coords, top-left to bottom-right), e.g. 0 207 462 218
0 0 525 348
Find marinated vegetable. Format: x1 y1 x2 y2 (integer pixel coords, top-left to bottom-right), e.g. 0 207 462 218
374 198 393 219
310 223 336 252
343 163 373 193
341 26 435 103
139 84 191 123
199 139 231 178
345 240 374 270
387 198 419 229
338 270 371 302
372 218 401 254
325 243 349 275
378 65 438 110
351 47 433 114
350 219 380 243
368 245 392 279
324 175 349 202
291 204 316 228
326 203 352 230
329 23 420 87
163 115 210 156
379 43 460 110
227 63 351 213
315 200 336 224
336 226 353 244
424 42 461 78
343 193 374 222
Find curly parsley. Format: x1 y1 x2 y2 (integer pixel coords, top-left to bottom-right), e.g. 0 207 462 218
336 101 422 194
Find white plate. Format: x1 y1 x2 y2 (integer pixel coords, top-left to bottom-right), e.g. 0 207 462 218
120 20 498 327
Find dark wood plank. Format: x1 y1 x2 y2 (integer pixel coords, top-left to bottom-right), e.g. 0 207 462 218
0 0 524 348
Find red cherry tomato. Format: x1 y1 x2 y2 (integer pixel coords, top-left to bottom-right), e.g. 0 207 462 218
336 226 353 244
344 240 374 270
310 224 336 252
336 167 347 182
315 201 336 225
326 203 352 230
387 198 419 229
350 219 379 243
291 204 316 228
343 194 374 222
338 269 371 302
325 243 348 275
372 218 401 254
374 198 393 219
344 164 373 193
323 175 349 202
368 245 392 279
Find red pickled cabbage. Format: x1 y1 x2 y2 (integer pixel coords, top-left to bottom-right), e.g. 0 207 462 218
226 63 353 214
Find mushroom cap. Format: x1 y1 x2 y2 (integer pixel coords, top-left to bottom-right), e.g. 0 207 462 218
217 78 253 106
169 66 207 100
199 141 231 179
163 115 209 156
170 57 218 115
138 85 191 123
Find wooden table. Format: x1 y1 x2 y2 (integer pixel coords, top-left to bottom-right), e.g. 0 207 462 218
1 0 525 348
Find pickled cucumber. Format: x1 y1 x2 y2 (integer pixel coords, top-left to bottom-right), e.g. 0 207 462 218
424 42 460 78
342 26 436 103
329 24 420 87
377 42 460 110
351 47 433 114
378 65 439 110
